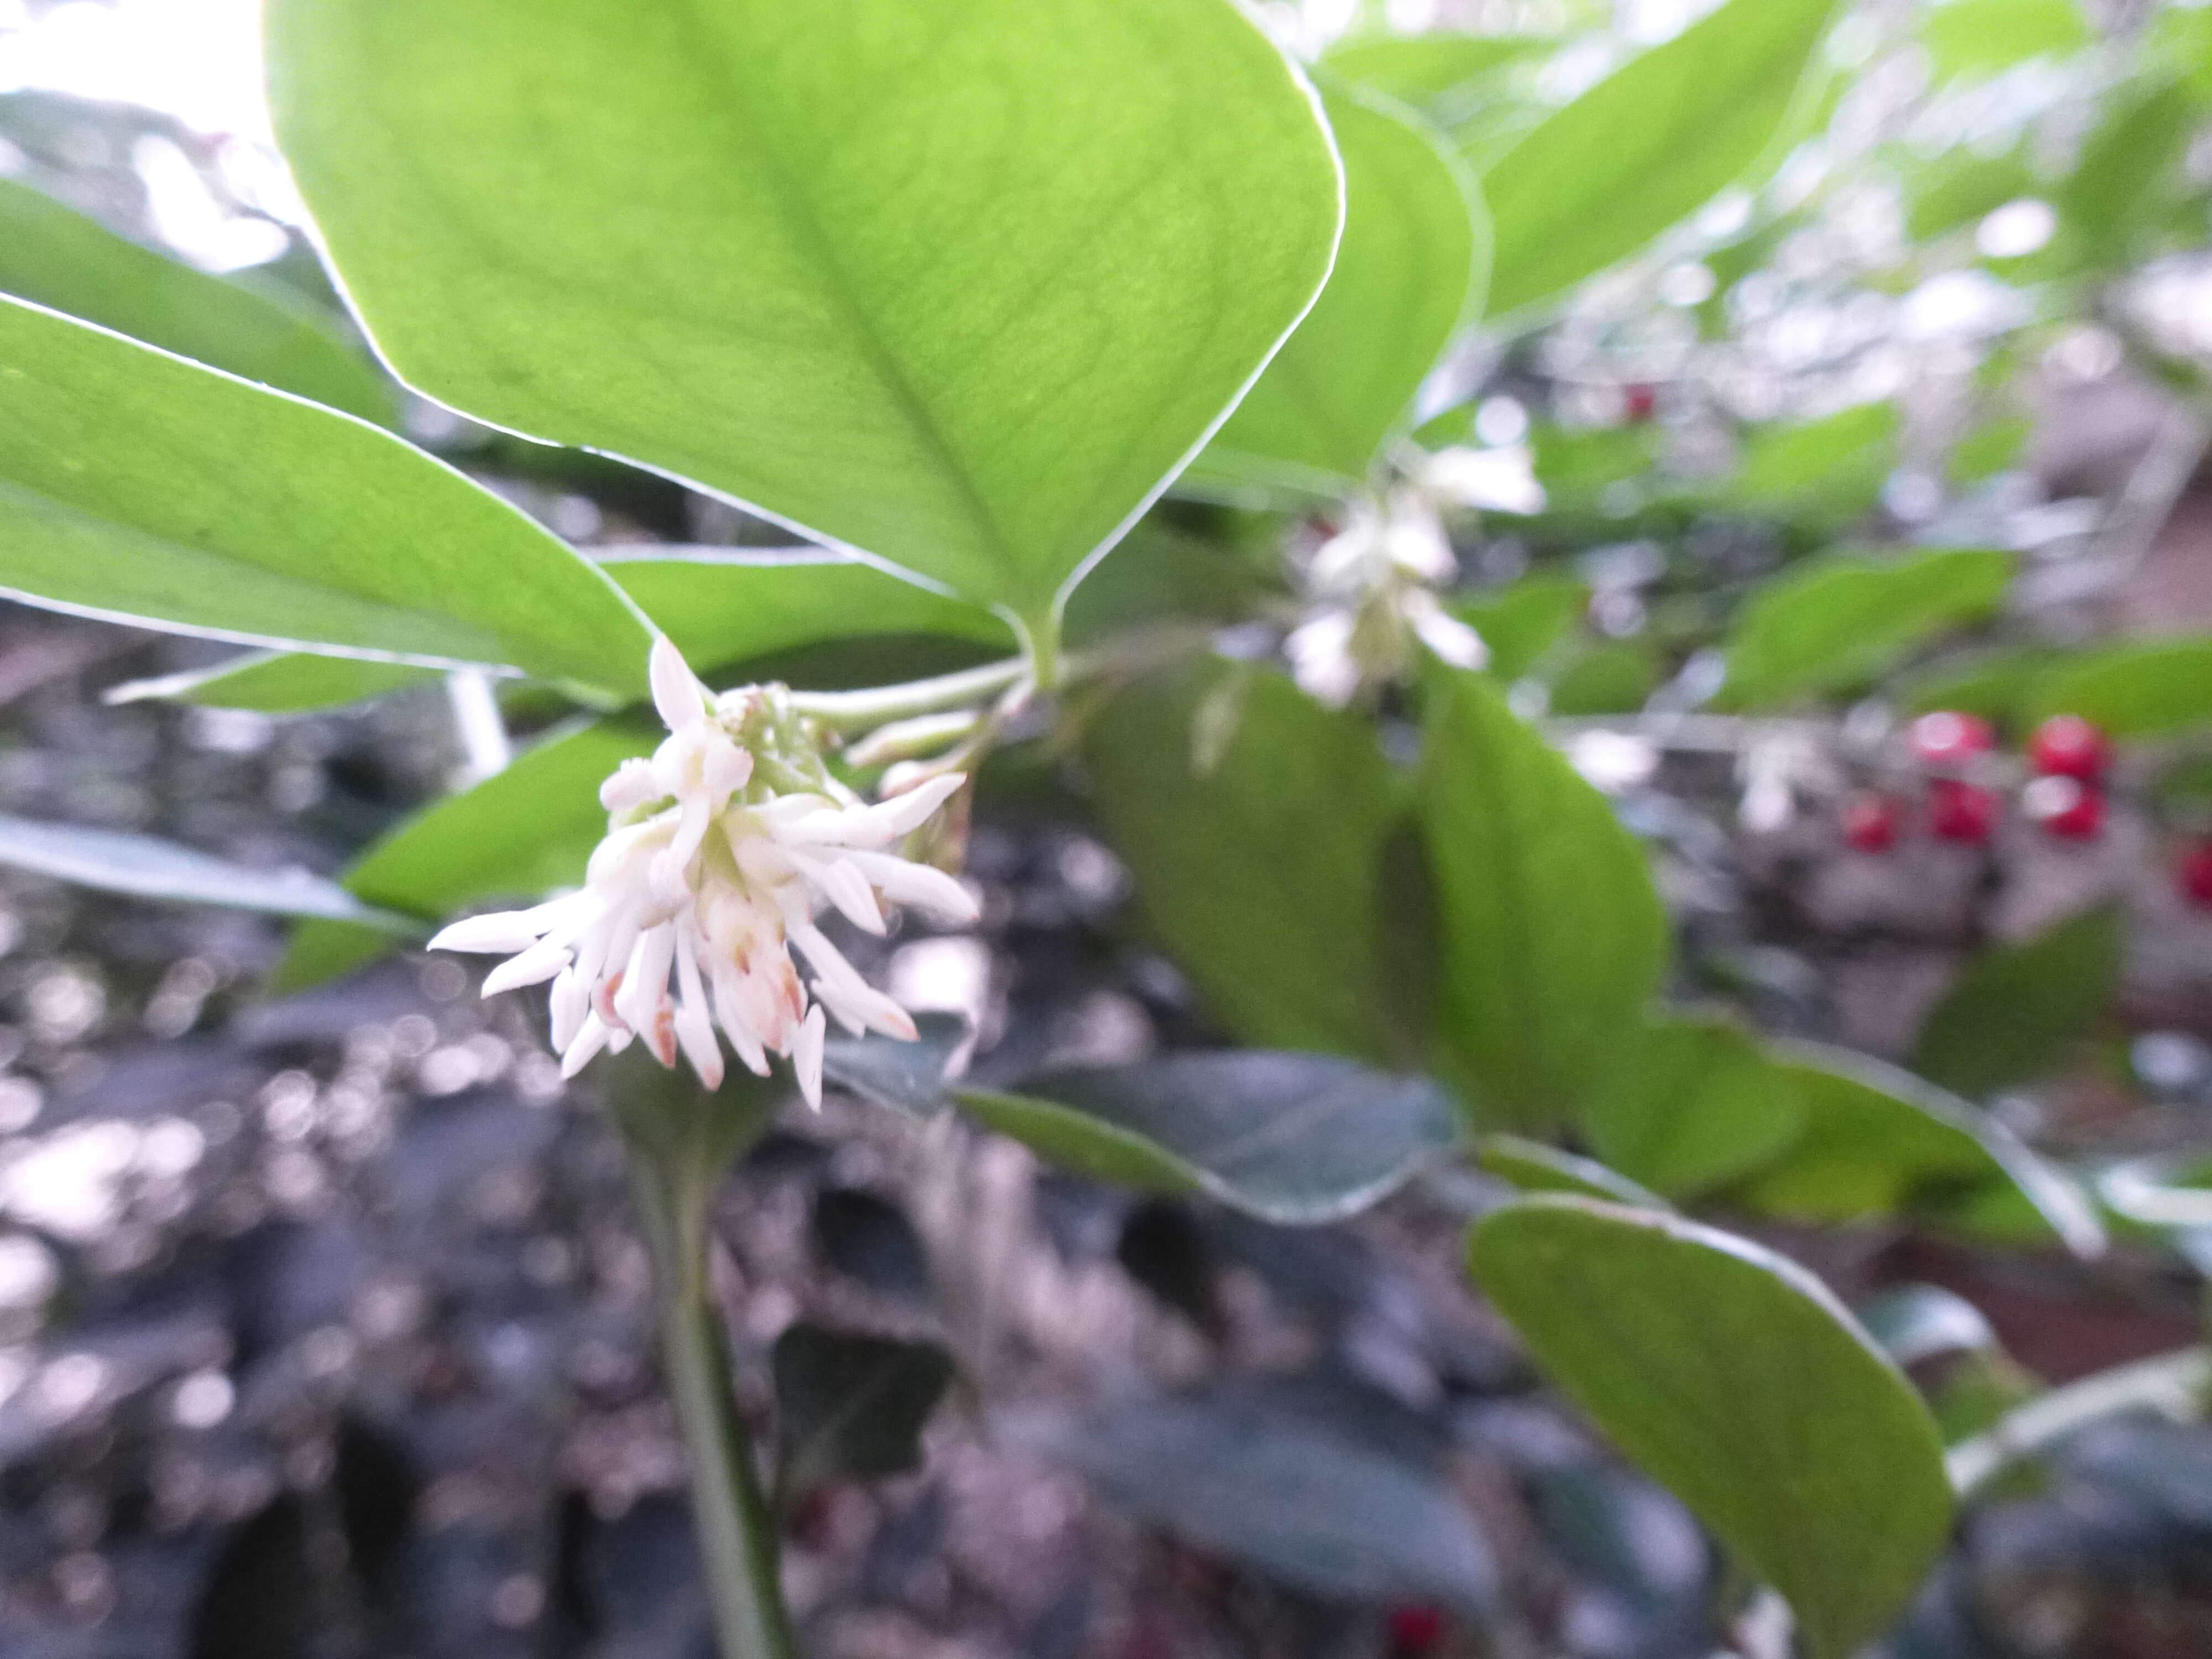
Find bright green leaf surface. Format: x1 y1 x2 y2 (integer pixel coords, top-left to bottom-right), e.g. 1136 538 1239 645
603 550 1013 674
1470 1197 1952 1659
1735 1044 2104 1253
1421 667 1668 1128
962 1050 1458 1224
268 0 1344 630
1476 1134 1665 1208
0 811 416 930
1086 666 1403 1060
274 719 658 990
1453 576 1587 682
108 651 438 712
1582 1013 1806 1199
1725 401 1898 519
0 296 653 690
1720 547 2012 711
1324 33 1551 126
1923 0 2091 80
1912 907 2121 1098
0 178 393 423
2028 637 2212 736
1481 0 1835 316
1197 88 1481 493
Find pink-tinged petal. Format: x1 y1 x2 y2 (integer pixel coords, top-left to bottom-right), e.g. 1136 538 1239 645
793 1004 826 1109
613 925 676 1041
671 926 724 1089
707 958 771 1077
649 635 708 732
482 937 571 995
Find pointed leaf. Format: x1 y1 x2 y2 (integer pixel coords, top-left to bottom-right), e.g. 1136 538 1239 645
0 177 393 423
109 651 436 713
1194 87 1482 494
268 0 1343 628
1483 0 1837 316
0 295 653 691
1912 907 2121 1099
959 1050 1458 1224
1420 667 1668 1129
2027 637 2212 737
1582 1013 1806 1199
1470 1196 1952 1659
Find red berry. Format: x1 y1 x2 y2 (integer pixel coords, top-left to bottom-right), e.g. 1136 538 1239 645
1624 384 1658 422
1928 778 1999 844
2023 775 2105 841
1909 711 1996 768
2179 841 2212 909
1386 1605 1448 1655
1840 792 1900 852
2027 714 2112 783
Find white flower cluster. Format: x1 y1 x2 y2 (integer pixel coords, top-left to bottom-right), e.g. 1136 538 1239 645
431 639 977 1106
1285 489 1489 707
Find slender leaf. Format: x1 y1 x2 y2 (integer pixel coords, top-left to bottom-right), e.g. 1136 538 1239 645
1912 907 2121 1098
959 1050 1459 1224
1582 1013 1807 1199
1469 1196 1952 1659
1719 547 2012 711
1482 0 1837 315
1086 665 1404 1060
268 0 1344 633
1324 33 1551 126
108 651 437 712
1421 667 1669 1129
0 178 393 423
0 812 415 928
1196 87 1482 493
0 295 653 691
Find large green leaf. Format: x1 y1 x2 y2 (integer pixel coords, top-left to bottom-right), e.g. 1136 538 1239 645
268 0 1343 635
0 295 653 691
2027 637 2212 737
0 812 416 930
958 1050 1458 1224
603 550 1013 673
1719 547 2012 711
1470 1197 1952 1659
1912 907 2121 1099
1323 33 1551 127
1733 1044 2104 1254
108 651 437 713
1193 87 1481 494
1481 0 1836 316
274 718 658 990
1085 666 1403 1061
0 178 393 424
1420 667 1668 1129
1581 1013 1806 1199
1923 0 2089 80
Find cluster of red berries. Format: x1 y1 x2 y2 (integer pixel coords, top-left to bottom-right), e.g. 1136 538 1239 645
1837 712 2212 910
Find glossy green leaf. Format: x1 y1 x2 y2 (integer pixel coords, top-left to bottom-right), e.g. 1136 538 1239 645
0 811 417 929
1086 665 1402 1060
1469 1196 1952 1659
1912 907 2121 1098
0 178 393 423
603 550 1012 675
268 0 1344 633
2028 637 2212 736
1476 1134 1665 1208
771 1324 952 1507
959 1050 1458 1224
108 651 437 713
1324 33 1551 126
1923 0 2089 80
0 295 653 690
1582 1013 1806 1199
1195 88 1481 494
274 718 658 990
1733 1044 2104 1254
1421 667 1668 1129
1719 547 2012 711
1481 0 1836 316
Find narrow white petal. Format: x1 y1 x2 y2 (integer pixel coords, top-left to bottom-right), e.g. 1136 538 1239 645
708 959 771 1077
793 1004 826 1109
482 938 572 996
671 926 724 1089
785 848 886 935
599 757 662 815
613 924 676 1054
1409 598 1489 670
560 1013 614 1078
650 635 708 732
844 851 980 924
787 920 916 1040
549 968 589 1051
429 907 555 956
869 771 966 837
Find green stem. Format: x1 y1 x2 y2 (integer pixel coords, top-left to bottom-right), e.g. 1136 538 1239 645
788 656 1028 732
622 1088 795 1659
1946 1344 2210 1500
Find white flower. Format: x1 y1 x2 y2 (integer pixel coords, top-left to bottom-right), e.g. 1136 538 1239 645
1288 491 1487 707
431 638 978 1107
1421 444 1547 517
